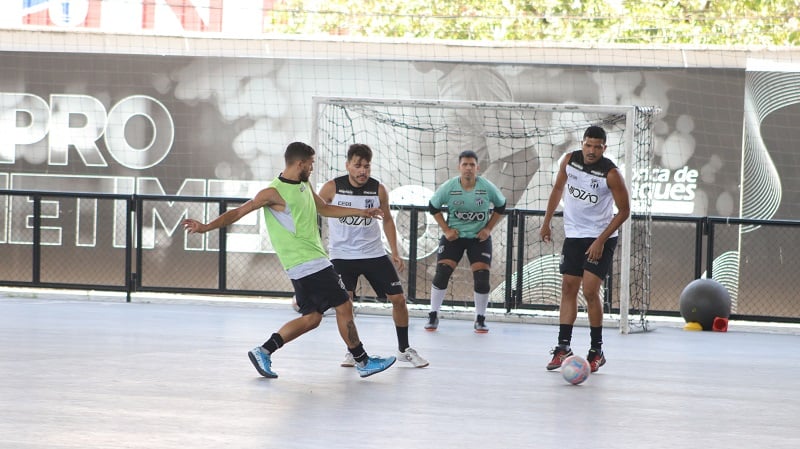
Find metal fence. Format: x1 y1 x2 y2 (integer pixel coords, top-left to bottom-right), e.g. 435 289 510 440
1 190 797 323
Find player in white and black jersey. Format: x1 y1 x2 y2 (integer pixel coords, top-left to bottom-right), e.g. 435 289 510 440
319 144 429 368
540 126 631 374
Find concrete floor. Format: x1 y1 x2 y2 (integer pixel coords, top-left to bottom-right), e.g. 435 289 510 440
1 293 799 449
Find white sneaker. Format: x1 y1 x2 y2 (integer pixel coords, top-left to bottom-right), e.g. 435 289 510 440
397 347 429 368
340 352 355 367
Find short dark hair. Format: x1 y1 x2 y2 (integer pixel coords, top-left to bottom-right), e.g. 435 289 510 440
458 150 479 162
284 141 314 164
347 143 373 162
583 125 607 143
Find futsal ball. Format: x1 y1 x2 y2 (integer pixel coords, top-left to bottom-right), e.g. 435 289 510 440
561 355 591 385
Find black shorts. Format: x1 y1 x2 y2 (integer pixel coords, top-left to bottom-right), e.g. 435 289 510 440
560 237 617 279
436 236 493 266
331 255 404 298
291 265 350 315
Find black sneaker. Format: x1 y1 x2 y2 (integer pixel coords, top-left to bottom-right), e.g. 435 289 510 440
546 345 573 370
424 311 439 331
587 348 606 373
474 314 489 333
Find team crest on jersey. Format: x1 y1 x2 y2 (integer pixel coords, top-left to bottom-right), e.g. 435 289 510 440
590 178 599 190
365 198 375 208
475 198 485 206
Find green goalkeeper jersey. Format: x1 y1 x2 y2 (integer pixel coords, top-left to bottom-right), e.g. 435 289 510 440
429 176 506 239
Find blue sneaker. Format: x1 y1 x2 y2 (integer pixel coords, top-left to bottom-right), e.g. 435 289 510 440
248 346 278 378
355 355 397 378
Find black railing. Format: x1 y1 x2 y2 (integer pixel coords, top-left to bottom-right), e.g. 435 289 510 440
1 190 798 323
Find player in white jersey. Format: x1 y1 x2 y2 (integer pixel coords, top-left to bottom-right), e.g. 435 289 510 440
539 126 631 373
319 144 429 368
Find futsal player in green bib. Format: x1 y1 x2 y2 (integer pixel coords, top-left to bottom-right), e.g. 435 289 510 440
182 142 396 379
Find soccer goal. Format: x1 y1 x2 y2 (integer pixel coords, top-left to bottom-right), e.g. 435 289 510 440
312 97 657 334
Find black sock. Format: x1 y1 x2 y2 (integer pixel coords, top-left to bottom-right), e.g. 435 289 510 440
396 326 409 352
558 324 573 347
262 333 284 354
590 326 603 351
348 342 368 364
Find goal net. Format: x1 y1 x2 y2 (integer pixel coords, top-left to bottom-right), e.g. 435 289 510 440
312 97 657 333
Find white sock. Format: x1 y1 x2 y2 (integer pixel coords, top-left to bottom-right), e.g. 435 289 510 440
430 287 446 312
474 292 489 316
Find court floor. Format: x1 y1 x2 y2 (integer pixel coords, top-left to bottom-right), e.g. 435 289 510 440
1 291 798 449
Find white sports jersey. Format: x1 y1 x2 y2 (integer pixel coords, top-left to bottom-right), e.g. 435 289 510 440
562 151 619 239
327 176 386 260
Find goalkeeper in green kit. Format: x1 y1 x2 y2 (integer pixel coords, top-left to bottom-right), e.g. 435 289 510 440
424 150 507 333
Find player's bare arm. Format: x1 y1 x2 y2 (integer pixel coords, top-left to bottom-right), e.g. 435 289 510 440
477 208 505 242
312 186 384 219
540 155 570 243
432 211 459 241
378 184 405 272
182 187 284 234
317 179 336 204
586 168 631 260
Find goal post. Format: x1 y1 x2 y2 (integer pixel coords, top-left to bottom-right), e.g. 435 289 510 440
312 96 656 334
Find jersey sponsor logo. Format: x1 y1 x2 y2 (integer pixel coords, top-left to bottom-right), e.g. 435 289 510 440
567 184 599 204
338 188 353 194
337 200 352 206
363 190 378 195
475 189 487 195
338 216 373 226
453 211 487 221
570 162 584 170
450 191 463 196
590 170 605 177
453 200 464 206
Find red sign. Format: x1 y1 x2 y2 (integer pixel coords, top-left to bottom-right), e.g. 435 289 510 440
17 0 266 34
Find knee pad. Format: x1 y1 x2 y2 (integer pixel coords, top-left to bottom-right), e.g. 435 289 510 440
432 264 454 290
473 269 491 294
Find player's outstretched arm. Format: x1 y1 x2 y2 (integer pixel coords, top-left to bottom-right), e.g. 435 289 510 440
312 186 383 220
317 179 335 204
182 187 283 234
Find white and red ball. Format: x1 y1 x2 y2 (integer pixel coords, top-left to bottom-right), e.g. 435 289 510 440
561 355 591 385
